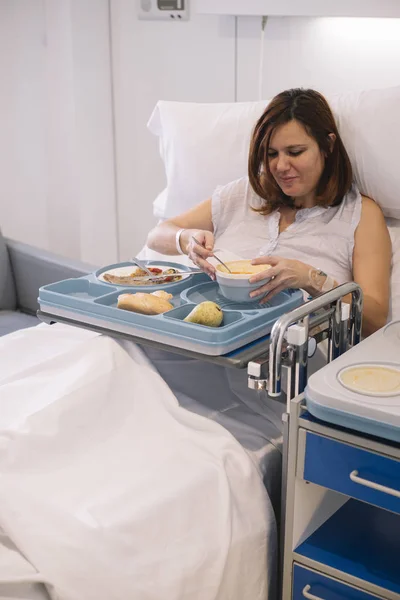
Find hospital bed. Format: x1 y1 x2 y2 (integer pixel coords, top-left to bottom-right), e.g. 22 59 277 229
1 85 399 600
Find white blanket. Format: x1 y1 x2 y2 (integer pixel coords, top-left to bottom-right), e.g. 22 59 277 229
0 324 275 600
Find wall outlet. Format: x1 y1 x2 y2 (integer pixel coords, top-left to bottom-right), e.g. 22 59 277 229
138 0 190 21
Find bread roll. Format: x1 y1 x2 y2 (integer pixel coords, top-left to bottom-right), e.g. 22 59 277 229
117 292 173 315
151 290 173 300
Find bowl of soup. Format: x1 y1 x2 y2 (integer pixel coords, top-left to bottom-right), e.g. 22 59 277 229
215 260 271 303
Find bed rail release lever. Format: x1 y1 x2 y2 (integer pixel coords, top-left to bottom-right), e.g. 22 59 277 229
248 355 269 390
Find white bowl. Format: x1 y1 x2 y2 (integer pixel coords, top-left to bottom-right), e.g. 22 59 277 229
215 260 271 303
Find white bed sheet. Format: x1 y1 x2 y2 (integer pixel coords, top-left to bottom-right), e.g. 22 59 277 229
0 526 50 600
0 324 277 600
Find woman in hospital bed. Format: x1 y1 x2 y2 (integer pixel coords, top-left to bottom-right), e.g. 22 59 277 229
144 86 391 485
0 88 392 600
147 88 391 338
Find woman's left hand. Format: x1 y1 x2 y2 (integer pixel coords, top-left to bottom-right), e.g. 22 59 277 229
249 256 311 303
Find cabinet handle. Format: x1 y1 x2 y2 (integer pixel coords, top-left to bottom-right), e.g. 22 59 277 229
302 584 324 599
349 470 400 498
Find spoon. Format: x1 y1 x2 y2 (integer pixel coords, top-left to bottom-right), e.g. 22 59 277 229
191 236 232 273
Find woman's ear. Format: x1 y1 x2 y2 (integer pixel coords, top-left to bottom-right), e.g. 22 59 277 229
327 133 336 153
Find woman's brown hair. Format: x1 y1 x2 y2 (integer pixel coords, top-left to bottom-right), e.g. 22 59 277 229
248 88 353 213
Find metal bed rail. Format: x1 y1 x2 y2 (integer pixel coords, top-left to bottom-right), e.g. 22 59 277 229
247 282 363 401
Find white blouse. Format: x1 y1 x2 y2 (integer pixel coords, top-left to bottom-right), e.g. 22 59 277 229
211 176 362 284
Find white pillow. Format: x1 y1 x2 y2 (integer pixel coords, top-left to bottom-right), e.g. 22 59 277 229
148 86 400 220
329 86 400 220
147 100 268 219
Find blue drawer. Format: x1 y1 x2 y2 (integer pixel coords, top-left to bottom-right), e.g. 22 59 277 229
293 564 384 599
302 432 400 514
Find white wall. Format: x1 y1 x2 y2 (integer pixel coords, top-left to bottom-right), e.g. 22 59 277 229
236 16 400 101
0 0 118 265
1 4 400 264
0 1 48 250
111 1 236 260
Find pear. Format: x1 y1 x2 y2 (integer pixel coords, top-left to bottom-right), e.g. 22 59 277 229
184 301 223 327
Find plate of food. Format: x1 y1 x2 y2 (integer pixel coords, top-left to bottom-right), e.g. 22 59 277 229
96 262 192 287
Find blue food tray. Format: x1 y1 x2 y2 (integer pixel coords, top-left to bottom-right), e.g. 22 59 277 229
39 260 304 356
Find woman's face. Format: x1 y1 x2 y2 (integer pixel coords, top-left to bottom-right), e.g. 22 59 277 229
267 119 329 207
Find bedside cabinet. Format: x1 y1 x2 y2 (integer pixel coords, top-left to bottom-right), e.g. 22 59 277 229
282 396 400 600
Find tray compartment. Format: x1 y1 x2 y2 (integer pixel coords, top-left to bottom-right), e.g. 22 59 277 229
39 279 116 310
181 281 299 312
93 290 182 310
91 290 182 320
159 305 247 343
164 304 244 330
181 281 302 324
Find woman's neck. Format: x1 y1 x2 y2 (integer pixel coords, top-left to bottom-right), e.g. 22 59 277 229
292 192 317 209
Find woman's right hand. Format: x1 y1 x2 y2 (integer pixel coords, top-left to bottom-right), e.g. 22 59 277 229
183 229 216 278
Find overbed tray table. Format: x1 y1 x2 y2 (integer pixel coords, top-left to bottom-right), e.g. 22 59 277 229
37 260 305 369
